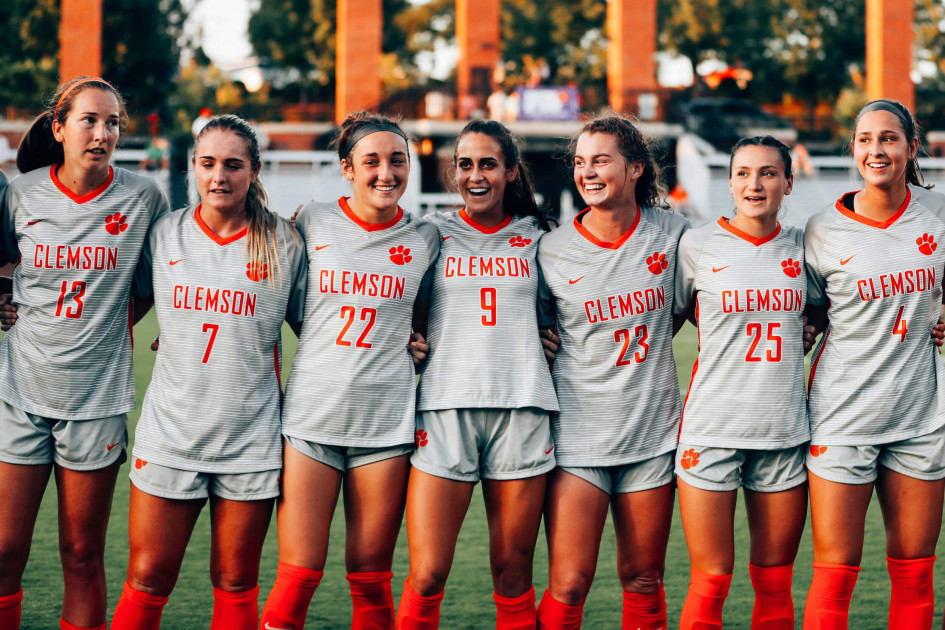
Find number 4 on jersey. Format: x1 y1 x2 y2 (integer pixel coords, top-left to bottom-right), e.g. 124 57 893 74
893 305 907 342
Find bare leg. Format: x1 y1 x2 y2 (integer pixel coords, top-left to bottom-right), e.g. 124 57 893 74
482 476 546 597
0 462 51 595
208 495 274 591
343 454 410 572
610 482 675 594
744 485 807 567
677 479 737 575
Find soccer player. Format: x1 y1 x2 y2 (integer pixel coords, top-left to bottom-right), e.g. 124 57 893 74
108 115 306 630
803 99 945 629
674 136 807 629
0 77 169 630
535 114 689 629
396 120 558 629
259 113 439 630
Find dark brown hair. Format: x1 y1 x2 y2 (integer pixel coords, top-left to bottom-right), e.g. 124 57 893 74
853 99 930 189
729 136 793 177
332 111 408 164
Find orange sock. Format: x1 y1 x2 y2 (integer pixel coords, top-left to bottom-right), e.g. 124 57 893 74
888 556 935 630
622 585 666 629
347 571 394 630
260 562 323 630
210 585 258 630
59 618 106 630
749 563 794 629
679 568 731 630
802 562 859 630
536 589 583 630
396 580 443 630
494 587 537 630
110 581 168 630
0 589 21 630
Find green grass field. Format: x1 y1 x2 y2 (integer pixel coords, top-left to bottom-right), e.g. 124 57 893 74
15 315 945 628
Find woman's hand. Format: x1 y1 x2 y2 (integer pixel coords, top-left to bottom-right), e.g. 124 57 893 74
0 295 17 332
540 328 559 364
408 332 429 367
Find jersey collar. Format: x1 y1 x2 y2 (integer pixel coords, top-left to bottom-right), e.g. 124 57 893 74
459 208 512 233
340 196 403 232
717 217 781 246
573 207 640 250
194 204 248 245
50 164 113 204
834 188 910 229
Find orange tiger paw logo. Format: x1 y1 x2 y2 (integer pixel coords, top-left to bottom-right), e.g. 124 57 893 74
781 258 801 278
918 234 937 255
389 245 412 265
134 458 148 469
105 212 128 235
646 252 668 274
415 429 428 448
680 448 700 469
246 262 269 281
809 445 827 457
509 235 532 247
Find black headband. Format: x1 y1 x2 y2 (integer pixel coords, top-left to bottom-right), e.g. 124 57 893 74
341 122 408 159
858 100 914 135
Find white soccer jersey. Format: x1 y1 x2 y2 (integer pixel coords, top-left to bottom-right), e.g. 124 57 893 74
674 218 808 449
416 209 558 412
282 198 439 447
131 206 307 472
538 206 689 467
0 166 169 419
806 186 945 444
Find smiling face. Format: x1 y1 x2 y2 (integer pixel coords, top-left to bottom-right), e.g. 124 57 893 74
51 88 120 178
455 132 517 219
729 145 793 222
573 132 642 211
852 110 917 191
193 129 259 216
342 131 410 215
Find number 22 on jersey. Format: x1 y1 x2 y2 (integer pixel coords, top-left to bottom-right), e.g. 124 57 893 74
336 306 377 348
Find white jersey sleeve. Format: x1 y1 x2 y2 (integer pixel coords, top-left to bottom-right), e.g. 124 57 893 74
677 219 808 448
282 198 438 447
133 207 305 472
0 166 169 419
806 189 945 444
539 207 689 467
416 210 558 412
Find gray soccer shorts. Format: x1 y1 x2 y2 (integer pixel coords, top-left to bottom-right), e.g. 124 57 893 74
675 443 807 493
0 398 126 471
285 436 412 472
129 457 280 501
806 424 945 484
560 451 675 495
410 408 555 483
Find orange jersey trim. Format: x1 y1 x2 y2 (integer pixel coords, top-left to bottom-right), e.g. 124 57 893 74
50 165 114 204
573 207 640 250
834 189 911 229
194 204 248 245
717 217 781 246
459 208 512 234
339 196 403 232
273 343 281 389
807 329 829 397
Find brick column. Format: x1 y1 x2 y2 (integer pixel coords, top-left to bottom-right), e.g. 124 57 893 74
60 0 102 81
607 0 658 116
456 0 500 119
336 0 382 122
866 0 914 112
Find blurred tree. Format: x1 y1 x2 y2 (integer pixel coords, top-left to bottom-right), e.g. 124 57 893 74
0 0 186 117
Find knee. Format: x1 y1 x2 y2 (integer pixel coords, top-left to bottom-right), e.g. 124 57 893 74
620 569 663 595
492 564 532 598
549 571 594 606
126 556 179 597
59 538 105 581
407 569 449 597
210 568 259 593
0 541 28 586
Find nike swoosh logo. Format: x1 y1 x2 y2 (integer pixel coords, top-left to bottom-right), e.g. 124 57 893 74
264 623 290 630
26 220 44 226
441 236 452 241
169 259 184 265
712 266 729 273
106 443 120 451
315 244 331 251
840 256 855 265
569 276 586 284
545 446 555 454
